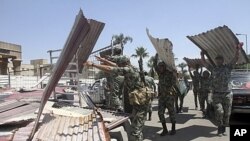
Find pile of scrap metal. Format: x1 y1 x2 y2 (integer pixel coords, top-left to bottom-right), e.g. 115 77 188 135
0 9 129 141
187 25 249 66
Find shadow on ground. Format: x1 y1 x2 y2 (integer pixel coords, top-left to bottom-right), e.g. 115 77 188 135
143 125 217 141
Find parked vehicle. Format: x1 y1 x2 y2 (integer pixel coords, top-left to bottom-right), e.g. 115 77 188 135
231 71 250 113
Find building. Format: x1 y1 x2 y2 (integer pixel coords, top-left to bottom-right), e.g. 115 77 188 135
0 41 22 75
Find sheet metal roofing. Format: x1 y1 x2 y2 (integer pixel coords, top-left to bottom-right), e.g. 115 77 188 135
33 113 110 141
187 25 249 66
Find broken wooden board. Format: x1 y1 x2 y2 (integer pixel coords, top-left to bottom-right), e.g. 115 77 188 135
30 9 91 139
146 28 176 71
187 25 249 66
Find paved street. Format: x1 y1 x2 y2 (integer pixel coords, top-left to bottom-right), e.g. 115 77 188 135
142 91 230 141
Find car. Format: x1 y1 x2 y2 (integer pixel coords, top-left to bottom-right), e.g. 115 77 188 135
231 71 250 113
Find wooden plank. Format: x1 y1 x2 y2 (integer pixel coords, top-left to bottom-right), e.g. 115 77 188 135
146 28 176 71
30 9 91 138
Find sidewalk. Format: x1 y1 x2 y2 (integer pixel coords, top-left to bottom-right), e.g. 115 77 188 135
142 91 230 141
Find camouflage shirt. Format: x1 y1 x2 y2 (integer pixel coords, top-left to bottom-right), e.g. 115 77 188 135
191 71 201 89
157 70 176 95
208 64 233 92
200 77 211 92
111 66 143 93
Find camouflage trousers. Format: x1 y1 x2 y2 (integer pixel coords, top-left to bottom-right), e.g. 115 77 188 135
158 94 176 123
212 92 232 126
199 90 209 111
130 105 148 141
110 92 122 110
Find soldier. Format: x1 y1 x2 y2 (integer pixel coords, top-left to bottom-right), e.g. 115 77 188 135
144 71 156 121
153 54 178 136
188 64 202 110
201 43 242 136
98 46 125 111
84 56 150 141
199 70 211 118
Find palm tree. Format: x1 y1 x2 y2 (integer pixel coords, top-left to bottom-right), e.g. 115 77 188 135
131 47 149 73
112 33 133 53
178 62 187 75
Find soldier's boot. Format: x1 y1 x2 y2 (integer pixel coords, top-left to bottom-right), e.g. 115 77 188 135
170 122 176 135
217 126 223 136
160 122 168 136
148 112 152 121
222 126 227 136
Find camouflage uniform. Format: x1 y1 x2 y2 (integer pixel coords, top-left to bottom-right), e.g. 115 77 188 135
105 55 126 111
208 64 233 127
112 65 148 141
157 70 176 124
199 77 211 113
145 76 156 114
191 71 201 108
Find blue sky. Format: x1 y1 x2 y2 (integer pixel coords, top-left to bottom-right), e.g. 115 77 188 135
1 0 250 69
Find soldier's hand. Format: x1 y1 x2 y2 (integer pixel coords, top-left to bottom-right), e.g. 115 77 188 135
83 61 93 67
95 55 103 61
200 50 206 56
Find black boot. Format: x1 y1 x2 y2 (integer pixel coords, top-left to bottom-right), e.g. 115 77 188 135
170 122 176 135
217 126 223 136
160 122 168 136
221 126 226 135
148 112 152 121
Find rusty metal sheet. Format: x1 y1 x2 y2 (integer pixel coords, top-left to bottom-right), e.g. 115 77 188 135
0 101 28 113
0 102 39 125
183 57 211 69
77 19 105 73
33 113 110 141
31 9 91 138
146 28 176 71
187 25 249 66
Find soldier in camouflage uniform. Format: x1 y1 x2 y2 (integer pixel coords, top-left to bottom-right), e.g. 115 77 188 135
98 46 125 111
84 56 149 141
201 43 242 136
188 64 202 110
153 54 178 136
144 72 156 121
199 70 211 118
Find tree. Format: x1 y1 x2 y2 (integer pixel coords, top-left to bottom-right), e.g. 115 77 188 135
178 62 188 75
112 33 133 53
131 47 149 71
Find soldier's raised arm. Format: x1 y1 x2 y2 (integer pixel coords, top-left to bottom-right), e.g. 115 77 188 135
188 65 194 79
200 50 212 70
230 43 243 66
83 61 113 73
95 55 118 67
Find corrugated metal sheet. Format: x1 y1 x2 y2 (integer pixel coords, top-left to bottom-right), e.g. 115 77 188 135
146 28 176 70
0 101 39 125
77 19 105 73
183 57 211 69
187 25 249 66
33 113 110 141
31 9 91 137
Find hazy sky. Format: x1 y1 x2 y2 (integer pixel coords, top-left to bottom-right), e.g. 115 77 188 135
1 0 250 69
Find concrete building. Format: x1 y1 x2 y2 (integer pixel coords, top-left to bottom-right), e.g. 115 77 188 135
0 41 22 75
